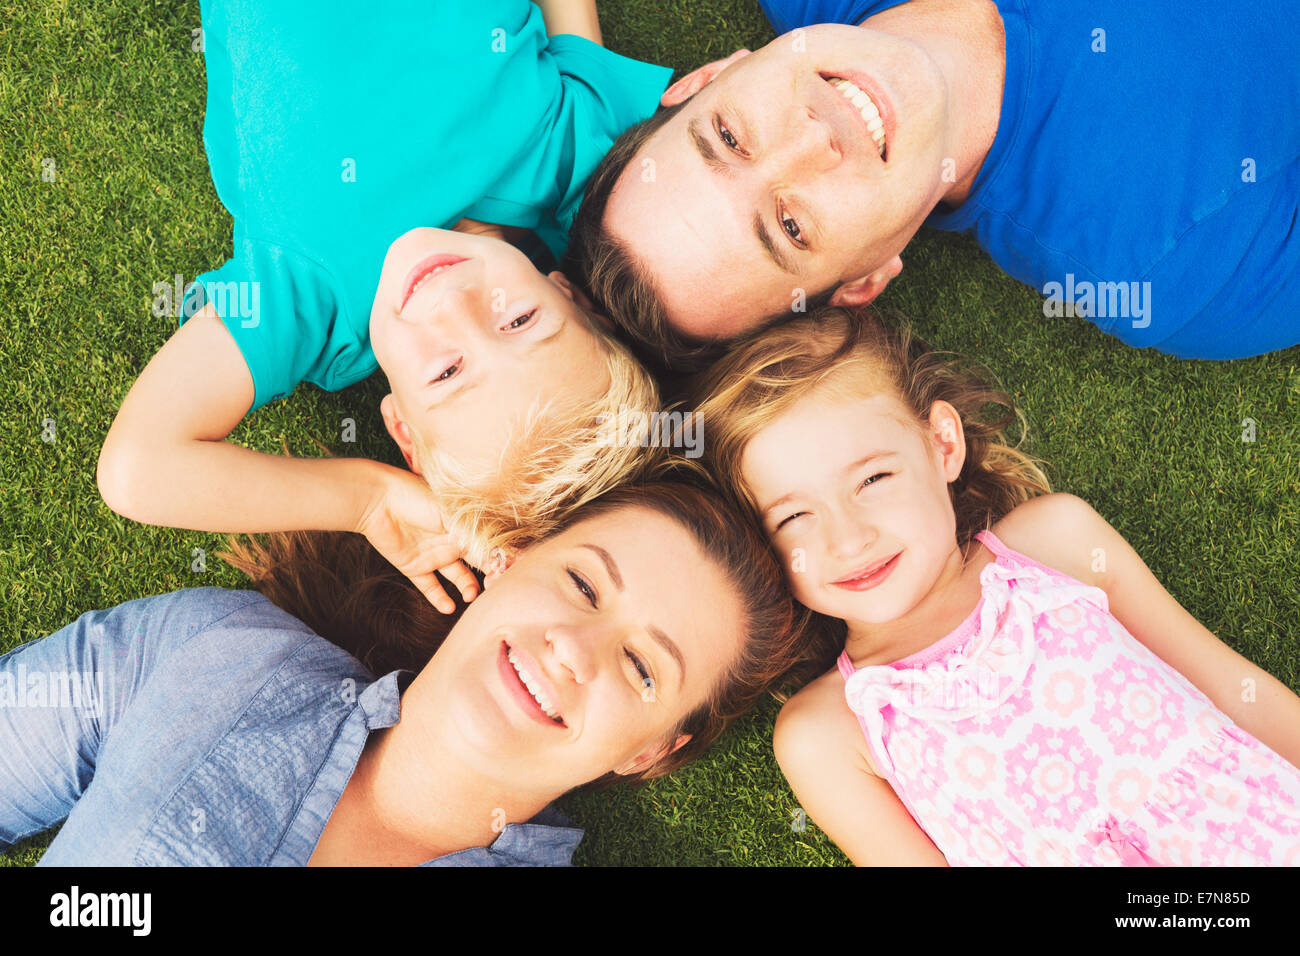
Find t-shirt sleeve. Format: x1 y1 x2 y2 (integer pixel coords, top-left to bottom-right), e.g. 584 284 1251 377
534 34 673 256
181 235 342 411
757 0 893 33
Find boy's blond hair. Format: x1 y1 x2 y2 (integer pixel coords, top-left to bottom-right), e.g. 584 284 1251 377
409 309 664 571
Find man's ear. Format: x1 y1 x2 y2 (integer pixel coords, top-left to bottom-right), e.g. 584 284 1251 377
613 733 691 777
380 393 420 474
928 400 967 483
828 255 903 309
660 49 751 106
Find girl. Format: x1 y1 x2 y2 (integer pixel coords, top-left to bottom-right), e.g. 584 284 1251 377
98 1 674 609
0 481 825 866
692 306 1300 865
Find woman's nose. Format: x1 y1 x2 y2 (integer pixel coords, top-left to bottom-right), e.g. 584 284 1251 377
544 623 598 685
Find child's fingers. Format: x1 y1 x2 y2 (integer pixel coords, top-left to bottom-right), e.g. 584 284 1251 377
436 560 479 604
408 570 457 615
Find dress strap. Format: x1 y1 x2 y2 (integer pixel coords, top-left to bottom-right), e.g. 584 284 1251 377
835 649 857 681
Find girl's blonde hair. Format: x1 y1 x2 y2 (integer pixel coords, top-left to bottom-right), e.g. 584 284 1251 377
410 307 665 571
691 306 1051 551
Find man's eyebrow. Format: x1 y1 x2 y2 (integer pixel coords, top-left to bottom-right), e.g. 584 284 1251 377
688 116 730 173
753 212 799 275
579 543 686 687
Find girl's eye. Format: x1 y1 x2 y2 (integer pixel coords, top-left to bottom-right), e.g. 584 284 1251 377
774 511 807 532
718 122 741 151
503 310 537 332
624 648 657 700
780 208 804 244
567 568 597 608
434 360 461 383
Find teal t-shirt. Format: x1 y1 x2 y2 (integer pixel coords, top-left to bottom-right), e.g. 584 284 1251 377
184 1 672 409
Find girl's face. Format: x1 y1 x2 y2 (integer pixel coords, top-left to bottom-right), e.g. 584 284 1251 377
370 227 608 476
405 504 745 794
740 387 966 626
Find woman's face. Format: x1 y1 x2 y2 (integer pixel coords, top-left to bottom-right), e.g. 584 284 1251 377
370 227 609 476
405 504 746 793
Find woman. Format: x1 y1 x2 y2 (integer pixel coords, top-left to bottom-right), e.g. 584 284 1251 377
0 482 831 866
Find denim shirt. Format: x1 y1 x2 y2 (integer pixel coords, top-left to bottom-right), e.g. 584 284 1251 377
0 588 583 866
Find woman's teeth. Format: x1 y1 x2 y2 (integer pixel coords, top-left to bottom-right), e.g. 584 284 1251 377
507 648 562 722
828 77 887 158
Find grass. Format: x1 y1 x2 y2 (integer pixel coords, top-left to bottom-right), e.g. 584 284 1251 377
1 0 1297 867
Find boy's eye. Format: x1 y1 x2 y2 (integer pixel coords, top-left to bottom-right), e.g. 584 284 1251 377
503 309 537 332
568 568 597 608
433 360 461 383
860 472 890 489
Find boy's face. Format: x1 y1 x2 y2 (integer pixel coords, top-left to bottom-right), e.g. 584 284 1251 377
370 227 607 474
603 24 956 339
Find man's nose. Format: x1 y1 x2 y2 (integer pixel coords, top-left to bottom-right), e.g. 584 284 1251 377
775 108 841 173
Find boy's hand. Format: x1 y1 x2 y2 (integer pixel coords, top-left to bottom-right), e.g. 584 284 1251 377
356 465 480 614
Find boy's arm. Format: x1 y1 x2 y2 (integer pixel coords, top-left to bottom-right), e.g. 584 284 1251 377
533 0 602 44
773 677 949 866
997 493 1300 770
97 306 476 611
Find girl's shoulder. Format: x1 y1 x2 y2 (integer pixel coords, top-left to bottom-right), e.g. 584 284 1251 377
775 664 883 777
988 492 1113 589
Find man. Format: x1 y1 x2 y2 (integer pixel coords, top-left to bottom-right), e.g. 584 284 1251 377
565 0 1300 371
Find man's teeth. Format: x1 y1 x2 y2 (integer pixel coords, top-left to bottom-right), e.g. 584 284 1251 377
828 77 887 157
507 648 562 721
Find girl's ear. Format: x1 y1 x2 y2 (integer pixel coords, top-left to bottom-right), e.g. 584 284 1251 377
928 400 967 482
380 394 421 474
660 49 751 105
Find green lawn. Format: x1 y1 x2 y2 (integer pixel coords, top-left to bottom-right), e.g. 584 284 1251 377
2 1 1297 867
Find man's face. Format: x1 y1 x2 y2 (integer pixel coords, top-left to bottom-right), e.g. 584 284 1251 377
605 24 956 339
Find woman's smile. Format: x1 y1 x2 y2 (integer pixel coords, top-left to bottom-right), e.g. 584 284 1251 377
498 640 567 727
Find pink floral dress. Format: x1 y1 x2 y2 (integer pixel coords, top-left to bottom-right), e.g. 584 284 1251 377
838 530 1300 865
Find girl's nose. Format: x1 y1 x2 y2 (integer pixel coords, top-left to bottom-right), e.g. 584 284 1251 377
825 509 878 562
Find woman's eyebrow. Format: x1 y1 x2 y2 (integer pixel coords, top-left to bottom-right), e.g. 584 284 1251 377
579 543 686 688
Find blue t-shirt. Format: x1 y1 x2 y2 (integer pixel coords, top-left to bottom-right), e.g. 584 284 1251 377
185 1 673 408
759 0 1300 359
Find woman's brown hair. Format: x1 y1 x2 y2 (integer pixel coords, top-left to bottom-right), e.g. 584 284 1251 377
221 476 837 787
691 305 1052 555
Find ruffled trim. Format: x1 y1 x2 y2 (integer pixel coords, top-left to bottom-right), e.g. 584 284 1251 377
842 558 1107 775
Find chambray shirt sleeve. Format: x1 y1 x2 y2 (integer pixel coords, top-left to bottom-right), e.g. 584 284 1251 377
757 0 890 32
182 233 342 411
0 589 266 849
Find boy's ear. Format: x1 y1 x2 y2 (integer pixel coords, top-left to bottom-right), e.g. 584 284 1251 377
482 547 518 587
548 271 600 315
828 255 903 309
660 49 751 106
380 394 421 474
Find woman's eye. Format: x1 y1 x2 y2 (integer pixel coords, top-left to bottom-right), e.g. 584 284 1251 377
434 361 461 383
503 310 537 332
625 648 657 701
567 569 597 608
719 122 740 151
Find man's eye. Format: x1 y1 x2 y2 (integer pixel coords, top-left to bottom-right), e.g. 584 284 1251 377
503 310 537 331
781 210 803 243
719 123 740 151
